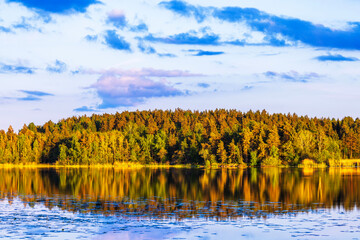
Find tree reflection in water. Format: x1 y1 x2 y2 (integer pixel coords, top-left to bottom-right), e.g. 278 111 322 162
0 167 359 219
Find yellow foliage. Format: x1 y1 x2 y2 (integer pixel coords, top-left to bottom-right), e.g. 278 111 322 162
339 159 360 167
301 159 315 166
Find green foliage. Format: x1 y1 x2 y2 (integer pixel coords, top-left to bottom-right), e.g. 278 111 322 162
250 151 258 167
0 109 359 166
262 146 281 166
205 160 211 168
58 144 67 165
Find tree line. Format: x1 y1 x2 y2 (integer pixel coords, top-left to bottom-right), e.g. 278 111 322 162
0 109 359 166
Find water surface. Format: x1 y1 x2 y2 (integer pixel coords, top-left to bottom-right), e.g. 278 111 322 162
0 167 359 239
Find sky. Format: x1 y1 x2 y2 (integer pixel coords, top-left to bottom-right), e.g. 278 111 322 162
1 0 360 131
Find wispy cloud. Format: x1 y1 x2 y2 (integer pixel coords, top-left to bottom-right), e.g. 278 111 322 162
18 96 42 101
315 54 358 62
264 71 320 83
89 68 201 108
106 10 148 32
241 86 254 91
141 26 286 48
73 106 98 112
161 0 360 50
46 60 67 73
197 82 210 88
159 0 208 22
6 0 101 14
157 53 176 58
85 34 98 42
104 30 131 51
20 90 53 96
0 62 35 74
16 90 53 101
12 17 41 32
130 22 148 32
188 49 224 56
138 41 156 54
144 31 220 45
0 26 12 33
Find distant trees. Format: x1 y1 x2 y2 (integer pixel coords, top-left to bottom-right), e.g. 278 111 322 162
0 109 358 166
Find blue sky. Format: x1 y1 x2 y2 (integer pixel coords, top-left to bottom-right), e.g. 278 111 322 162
1 0 360 130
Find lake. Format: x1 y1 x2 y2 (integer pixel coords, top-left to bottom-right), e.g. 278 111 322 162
0 167 359 239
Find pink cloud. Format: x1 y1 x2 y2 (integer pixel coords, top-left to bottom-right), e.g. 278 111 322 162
107 10 125 18
89 68 201 108
85 68 203 77
107 10 127 28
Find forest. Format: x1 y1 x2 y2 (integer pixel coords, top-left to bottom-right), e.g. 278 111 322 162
0 109 359 166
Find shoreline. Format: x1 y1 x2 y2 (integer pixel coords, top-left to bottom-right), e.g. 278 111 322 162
0 163 243 169
0 163 358 169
